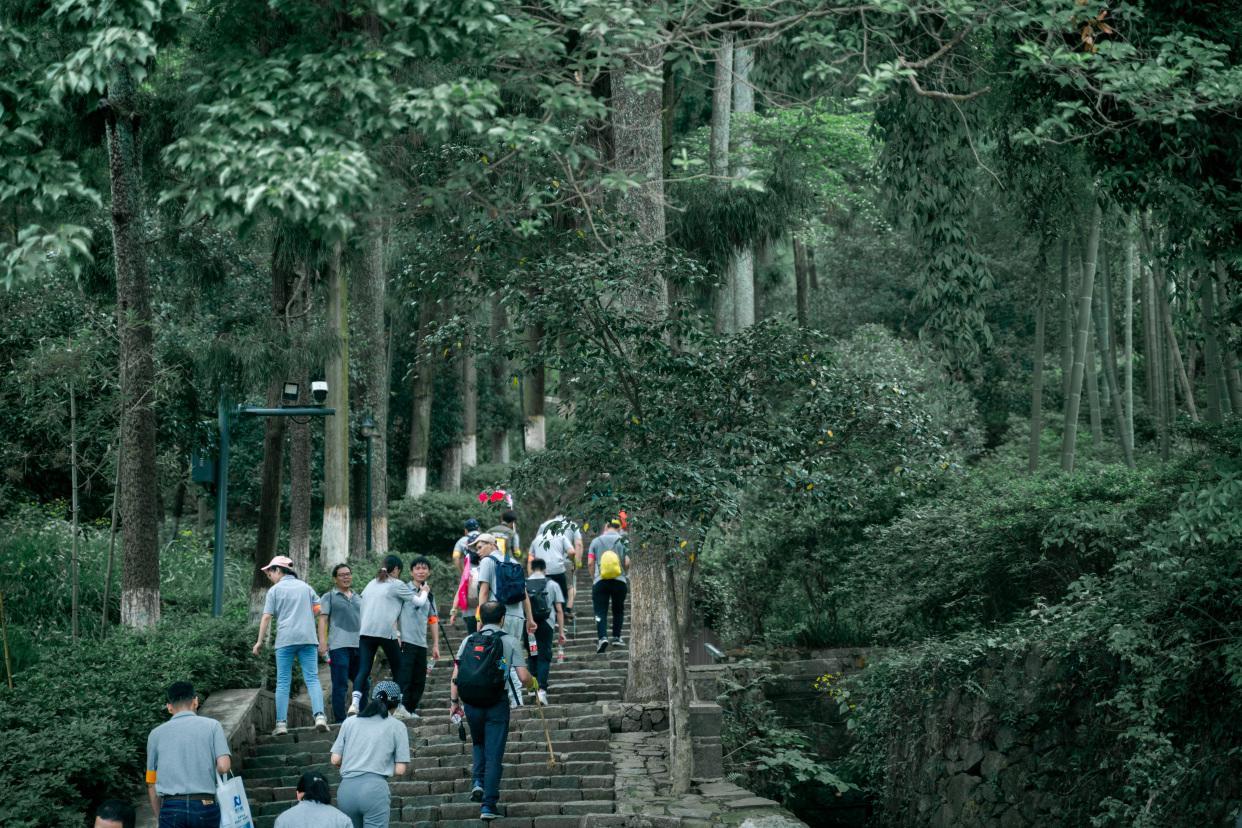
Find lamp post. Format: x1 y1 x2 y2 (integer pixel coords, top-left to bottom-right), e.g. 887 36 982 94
209 383 335 617
359 414 378 554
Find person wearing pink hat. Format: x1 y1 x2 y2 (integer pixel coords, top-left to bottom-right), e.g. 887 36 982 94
253 555 329 735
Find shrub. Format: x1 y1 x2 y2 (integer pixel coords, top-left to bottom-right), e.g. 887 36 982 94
460 462 512 495
0 615 261 828
388 491 503 559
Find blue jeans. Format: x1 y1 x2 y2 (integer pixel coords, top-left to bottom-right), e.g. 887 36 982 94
465 699 511 810
275 643 324 722
329 647 360 721
158 798 220 828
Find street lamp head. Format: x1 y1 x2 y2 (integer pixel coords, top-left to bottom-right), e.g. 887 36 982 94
310 380 329 405
359 415 378 440
281 382 300 405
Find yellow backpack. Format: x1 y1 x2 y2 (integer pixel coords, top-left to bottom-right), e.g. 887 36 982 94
599 549 623 580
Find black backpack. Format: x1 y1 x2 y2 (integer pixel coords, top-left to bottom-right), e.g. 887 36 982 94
455 630 510 706
492 549 528 607
527 579 552 623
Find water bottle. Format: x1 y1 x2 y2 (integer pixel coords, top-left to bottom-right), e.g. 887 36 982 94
556 646 565 664
450 711 463 726
529 639 539 658
426 658 436 676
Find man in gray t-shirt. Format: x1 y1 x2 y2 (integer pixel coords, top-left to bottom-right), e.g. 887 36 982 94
318 563 362 723
145 681 231 827
473 533 537 648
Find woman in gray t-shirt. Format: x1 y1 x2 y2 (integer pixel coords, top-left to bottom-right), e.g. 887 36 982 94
349 555 413 716
331 681 411 828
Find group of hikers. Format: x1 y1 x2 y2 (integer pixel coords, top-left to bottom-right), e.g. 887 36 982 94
121 508 631 827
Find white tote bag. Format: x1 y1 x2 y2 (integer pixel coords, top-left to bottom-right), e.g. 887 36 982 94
216 773 255 828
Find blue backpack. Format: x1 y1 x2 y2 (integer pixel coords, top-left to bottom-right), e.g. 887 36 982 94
493 549 528 606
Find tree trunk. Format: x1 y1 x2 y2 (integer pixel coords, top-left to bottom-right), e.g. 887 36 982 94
730 42 755 331
441 445 462 492
709 32 734 335
1123 220 1135 452
252 379 286 617
354 223 390 553
793 236 809 327
1028 259 1047 473
1145 267 1170 457
488 294 511 464
1085 313 1103 446
321 241 350 569
107 63 160 628
69 378 80 642
1201 266 1225 424
807 244 819 291
169 477 186 539
1160 285 1198 421
287 366 311 575
1093 282 1134 467
1060 201 1101 472
462 311 478 468
523 324 547 453
1059 236 1074 405
612 38 689 793
1216 266 1241 415
253 238 294 614
404 298 436 496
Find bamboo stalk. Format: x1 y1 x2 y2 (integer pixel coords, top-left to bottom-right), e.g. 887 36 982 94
0 591 12 689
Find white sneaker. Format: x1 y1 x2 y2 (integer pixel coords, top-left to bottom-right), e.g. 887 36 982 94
346 701 359 717
536 689 548 706
409 710 421 720
596 638 609 654
272 721 288 736
612 636 625 646
314 714 328 732
393 704 413 721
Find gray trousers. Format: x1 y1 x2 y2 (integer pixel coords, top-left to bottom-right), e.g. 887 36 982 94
336 773 391 828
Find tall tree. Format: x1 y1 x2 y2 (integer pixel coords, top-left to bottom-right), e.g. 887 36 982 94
321 242 350 568
710 32 735 334
353 223 390 553
461 305 479 469
1059 237 1074 404
1123 219 1136 450
1028 253 1048 472
523 324 547 452
108 63 161 626
1201 266 1226 424
405 298 436 496
729 42 756 331
489 295 511 464
1060 200 1101 472
793 236 810 327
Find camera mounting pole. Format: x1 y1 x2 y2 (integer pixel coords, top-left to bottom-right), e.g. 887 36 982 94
211 388 336 618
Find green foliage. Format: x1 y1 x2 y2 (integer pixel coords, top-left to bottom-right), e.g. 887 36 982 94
0 615 261 828
460 462 512 495
843 434 1242 826
388 491 500 559
834 456 1185 644
717 666 853 806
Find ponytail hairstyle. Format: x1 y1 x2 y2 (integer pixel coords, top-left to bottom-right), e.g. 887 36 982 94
296 771 332 805
376 554 403 583
360 680 402 719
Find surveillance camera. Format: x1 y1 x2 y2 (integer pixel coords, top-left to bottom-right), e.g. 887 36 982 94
311 380 329 405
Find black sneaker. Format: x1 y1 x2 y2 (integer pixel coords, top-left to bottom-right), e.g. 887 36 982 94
470 783 484 802
596 638 609 654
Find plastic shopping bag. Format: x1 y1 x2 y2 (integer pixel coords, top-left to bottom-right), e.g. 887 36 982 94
216 773 255 828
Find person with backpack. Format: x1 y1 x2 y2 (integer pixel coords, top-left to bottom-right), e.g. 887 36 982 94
395 556 440 720
252 555 330 734
525 557 566 705
472 533 537 691
487 509 522 560
331 681 410 828
588 518 630 654
348 556 413 717
528 514 579 618
450 525 482 635
449 601 539 821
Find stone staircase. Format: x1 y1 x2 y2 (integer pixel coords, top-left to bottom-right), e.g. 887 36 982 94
246 565 631 827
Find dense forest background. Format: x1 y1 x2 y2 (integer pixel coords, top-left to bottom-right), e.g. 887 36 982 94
0 0 1240 826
